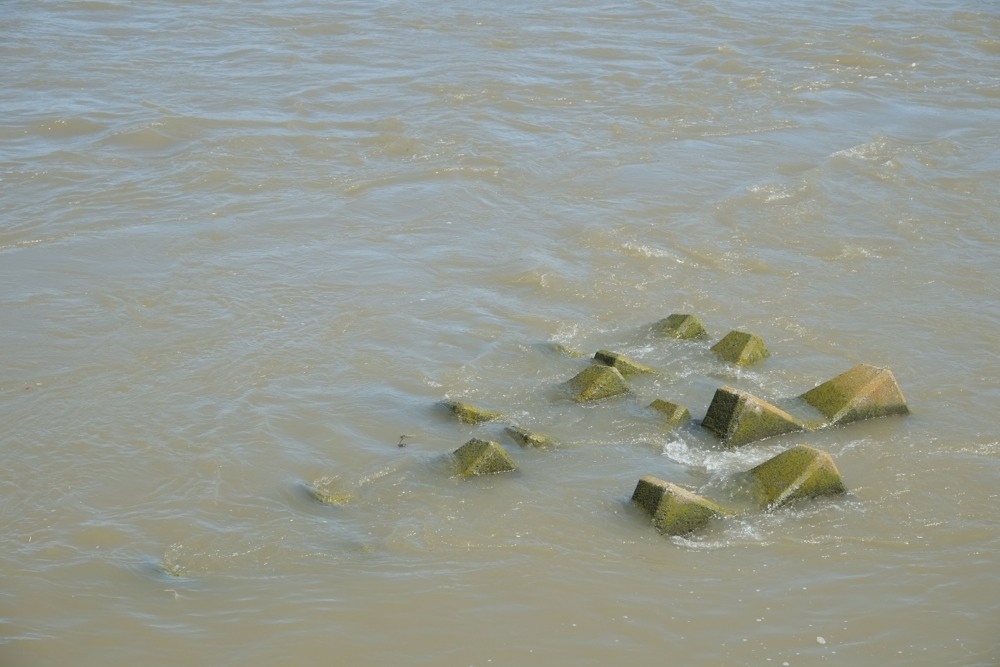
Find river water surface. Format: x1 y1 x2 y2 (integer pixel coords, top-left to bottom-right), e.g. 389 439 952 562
2 1 999 665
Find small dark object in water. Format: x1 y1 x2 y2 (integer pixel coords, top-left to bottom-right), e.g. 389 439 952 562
398 434 414 447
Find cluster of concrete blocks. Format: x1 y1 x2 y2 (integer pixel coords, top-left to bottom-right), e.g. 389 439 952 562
427 314 907 539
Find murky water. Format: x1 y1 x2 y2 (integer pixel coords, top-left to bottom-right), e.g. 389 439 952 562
2 1 999 665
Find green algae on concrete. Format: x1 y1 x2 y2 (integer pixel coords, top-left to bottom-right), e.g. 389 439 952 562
305 477 353 506
649 398 691 429
593 349 656 377
651 313 708 340
631 475 728 536
453 438 518 477
504 425 555 449
441 400 503 424
711 330 769 366
702 386 809 447
159 560 186 578
564 364 630 402
549 342 587 358
747 444 846 509
800 363 909 426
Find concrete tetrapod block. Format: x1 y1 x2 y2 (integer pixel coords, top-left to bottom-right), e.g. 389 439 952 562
564 364 630 402
504 425 555 449
702 386 809 447
747 445 846 509
649 399 691 429
711 330 769 366
441 400 503 425
800 363 909 426
631 476 727 536
651 313 708 340
593 349 656 377
453 438 518 478
304 478 352 506
548 342 587 358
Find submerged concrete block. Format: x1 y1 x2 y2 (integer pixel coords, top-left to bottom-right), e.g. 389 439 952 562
631 476 727 536
545 342 587 358
651 313 708 340
441 400 503 425
747 445 846 509
702 386 809 447
564 364 630 402
504 425 555 448
304 478 352 506
649 399 691 429
453 438 518 477
800 364 909 426
594 349 655 377
711 330 769 366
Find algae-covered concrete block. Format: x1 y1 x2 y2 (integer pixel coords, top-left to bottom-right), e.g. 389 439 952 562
594 349 655 377
549 342 587 358
307 486 352 506
800 364 909 426
453 438 518 477
504 425 555 448
651 313 708 340
631 476 727 536
702 386 808 447
711 330 769 366
564 364 630 402
649 399 691 429
441 400 503 424
303 477 352 506
747 444 846 509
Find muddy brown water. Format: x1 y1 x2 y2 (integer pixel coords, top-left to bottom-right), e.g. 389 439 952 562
2 1 998 665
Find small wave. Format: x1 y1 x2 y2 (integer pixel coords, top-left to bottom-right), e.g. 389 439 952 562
342 165 504 197
28 116 106 139
829 137 893 162
745 183 795 203
619 241 685 262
